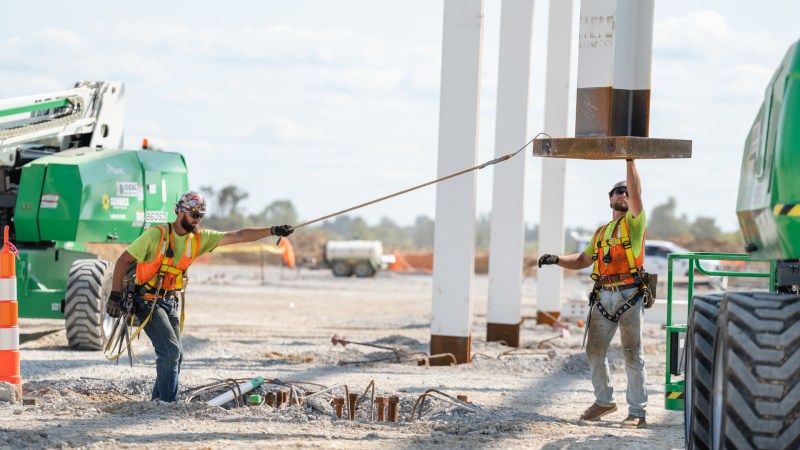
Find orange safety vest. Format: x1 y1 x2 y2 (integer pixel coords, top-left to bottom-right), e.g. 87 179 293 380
135 224 201 291
590 216 645 284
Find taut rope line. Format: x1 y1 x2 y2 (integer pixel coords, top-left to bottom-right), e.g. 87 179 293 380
288 135 545 232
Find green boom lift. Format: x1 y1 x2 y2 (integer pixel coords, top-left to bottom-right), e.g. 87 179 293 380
0 81 189 350
665 42 800 449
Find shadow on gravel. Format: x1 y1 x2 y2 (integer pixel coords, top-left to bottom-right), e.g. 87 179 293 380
19 328 62 344
0 426 346 448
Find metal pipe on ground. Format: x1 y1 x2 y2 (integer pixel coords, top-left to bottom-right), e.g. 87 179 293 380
416 353 458 367
331 334 402 363
410 389 480 422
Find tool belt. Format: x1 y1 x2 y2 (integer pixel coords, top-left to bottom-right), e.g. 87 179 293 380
590 289 641 322
131 284 176 301
588 271 657 323
598 282 639 292
595 273 636 286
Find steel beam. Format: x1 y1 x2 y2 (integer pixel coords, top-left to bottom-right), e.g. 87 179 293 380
532 136 692 159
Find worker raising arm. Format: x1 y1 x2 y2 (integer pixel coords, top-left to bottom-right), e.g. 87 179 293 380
537 159 650 429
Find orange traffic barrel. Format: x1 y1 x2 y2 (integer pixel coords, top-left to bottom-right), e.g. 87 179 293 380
0 225 20 389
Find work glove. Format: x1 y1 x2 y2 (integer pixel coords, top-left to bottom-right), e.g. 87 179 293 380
538 254 559 268
106 291 124 318
271 225 294 237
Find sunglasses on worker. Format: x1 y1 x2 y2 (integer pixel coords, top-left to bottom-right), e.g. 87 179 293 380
186 211 204 219
610 187 628 196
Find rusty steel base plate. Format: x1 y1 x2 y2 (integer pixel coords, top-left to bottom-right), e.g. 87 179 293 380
486 322 521 348
531 136 692 160
430 334 472 365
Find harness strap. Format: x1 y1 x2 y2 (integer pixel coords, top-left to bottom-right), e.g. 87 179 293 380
589 288 642 323
591 215 643 284
179 289 186 335
585 215 650 324
619 219 642 284
591 216 625 282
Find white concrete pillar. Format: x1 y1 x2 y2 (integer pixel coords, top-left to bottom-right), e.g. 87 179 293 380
430 0 484 365
536 0 576 325
486 0 535 348
575 0 655 137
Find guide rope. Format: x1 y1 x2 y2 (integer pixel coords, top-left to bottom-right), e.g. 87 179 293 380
287 134 546 232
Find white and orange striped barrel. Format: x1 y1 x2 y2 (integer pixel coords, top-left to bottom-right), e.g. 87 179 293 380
0 226 20 388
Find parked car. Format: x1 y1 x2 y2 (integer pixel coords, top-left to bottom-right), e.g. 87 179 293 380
643 240 723 278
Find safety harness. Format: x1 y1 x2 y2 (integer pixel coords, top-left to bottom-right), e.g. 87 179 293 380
105 224 201 364
588 216 649 323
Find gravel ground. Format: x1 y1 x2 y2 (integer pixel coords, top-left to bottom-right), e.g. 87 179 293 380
2 264 688 449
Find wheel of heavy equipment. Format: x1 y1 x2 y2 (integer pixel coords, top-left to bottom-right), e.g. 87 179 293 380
710 292 800 450
331 261 353 277
353 261 376 278
64 259 113 350
684 294 723 449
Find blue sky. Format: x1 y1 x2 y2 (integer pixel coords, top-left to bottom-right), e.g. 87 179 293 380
1 1 798 233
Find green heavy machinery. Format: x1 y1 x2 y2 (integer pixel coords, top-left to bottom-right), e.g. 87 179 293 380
0 81 189 350
665 42 800 448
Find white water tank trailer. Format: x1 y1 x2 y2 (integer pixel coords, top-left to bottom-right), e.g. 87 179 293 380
324 240 385 278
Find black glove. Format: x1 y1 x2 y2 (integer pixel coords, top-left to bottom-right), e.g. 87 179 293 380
271 225 294 237
538 254 559 268
107 291 124 318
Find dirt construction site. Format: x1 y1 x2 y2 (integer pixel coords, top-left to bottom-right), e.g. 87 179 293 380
0 263 713 450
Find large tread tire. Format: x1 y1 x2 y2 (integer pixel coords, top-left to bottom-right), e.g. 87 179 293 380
711 292 800 450
353 261 376 278
65 259 112 350
331 261 353 277
686 294 724 449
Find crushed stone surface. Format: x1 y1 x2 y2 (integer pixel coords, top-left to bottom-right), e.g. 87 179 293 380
2 264 691 449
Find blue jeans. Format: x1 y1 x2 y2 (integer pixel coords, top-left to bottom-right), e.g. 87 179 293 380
135 297 182 402
585 287 647 417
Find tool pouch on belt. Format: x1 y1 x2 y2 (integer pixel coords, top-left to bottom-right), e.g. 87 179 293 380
640 272 658 309
120 262 139 313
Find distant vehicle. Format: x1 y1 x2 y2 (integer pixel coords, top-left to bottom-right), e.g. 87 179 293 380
324 240 392 278
642 240 723 278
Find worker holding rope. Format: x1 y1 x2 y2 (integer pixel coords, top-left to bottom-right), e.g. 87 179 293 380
538 160 651 429
105 191 293 402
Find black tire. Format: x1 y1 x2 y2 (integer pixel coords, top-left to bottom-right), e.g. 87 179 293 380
353 261 376 278
64 259 112 350
331 261 353 277
710 292 800 450
685 294 724 449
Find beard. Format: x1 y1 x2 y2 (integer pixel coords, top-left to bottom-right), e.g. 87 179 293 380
612 201 629 212
180 216 196 232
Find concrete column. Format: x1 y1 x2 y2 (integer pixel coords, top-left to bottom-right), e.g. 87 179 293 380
576 0 655 137
536 0 575 325
486 0 535 348
430 0 484 365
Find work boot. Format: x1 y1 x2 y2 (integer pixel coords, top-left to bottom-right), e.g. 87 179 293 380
620 415 647 429
579 403 618 421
